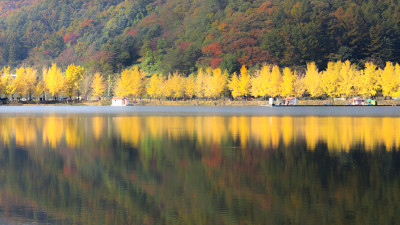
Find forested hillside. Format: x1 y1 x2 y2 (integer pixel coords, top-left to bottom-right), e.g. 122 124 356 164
0 0 399 75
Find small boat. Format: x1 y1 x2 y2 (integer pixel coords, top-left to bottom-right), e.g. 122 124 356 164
348 97 365 105
264 97 299 106
111 97 129 106
277 97 299 106
348 97 378 106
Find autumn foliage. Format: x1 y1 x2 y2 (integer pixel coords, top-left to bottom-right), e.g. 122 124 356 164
1 60 400 102
1 0 399 76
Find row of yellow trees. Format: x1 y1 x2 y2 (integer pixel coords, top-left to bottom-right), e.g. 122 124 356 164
0 64 107 100
1 60 399 100
114 61 400 100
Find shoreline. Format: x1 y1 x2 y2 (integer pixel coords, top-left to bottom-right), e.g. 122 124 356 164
2 99 400 106
0 104 400 117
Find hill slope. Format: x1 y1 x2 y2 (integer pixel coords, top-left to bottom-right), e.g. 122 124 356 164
0 0 399 75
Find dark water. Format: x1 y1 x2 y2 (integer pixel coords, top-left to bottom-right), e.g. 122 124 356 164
0 106 399 224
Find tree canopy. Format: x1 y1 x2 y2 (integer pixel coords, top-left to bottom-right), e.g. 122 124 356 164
0 0 399 75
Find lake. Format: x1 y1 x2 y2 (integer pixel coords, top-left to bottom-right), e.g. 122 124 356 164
0 106 399 224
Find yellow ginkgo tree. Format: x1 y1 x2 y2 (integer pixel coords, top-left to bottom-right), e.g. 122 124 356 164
115 66 146 99
146 74 164 100
337 60 357 98
379 62 396 98
303 62 323 98
294 75 306 97
321 62 340 98
268 65 282 97
229 65 252 99
392 63 400 98
228 72 240 99
197 68 211 99
43 63 64 99
35 80 45 100
358 62 379 97
185 74 195 99
64 64 85 99
238 65 251 98
251 64 270 99
0 66 13 99
250 70 263 98
170 72 185 99
14 67 37 99
207 68 227 99
281 67 296 97
91 73 107 99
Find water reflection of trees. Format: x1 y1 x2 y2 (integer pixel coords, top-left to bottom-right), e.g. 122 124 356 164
2 116 400 151
113 116 400 152
0 116 398 224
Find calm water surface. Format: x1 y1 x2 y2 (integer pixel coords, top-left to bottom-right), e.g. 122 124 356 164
0 106 399 224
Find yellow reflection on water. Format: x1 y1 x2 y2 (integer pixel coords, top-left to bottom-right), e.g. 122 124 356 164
92 117 104 140
42 117 64 149
111 116 400 151
0 116 399 151
15 117 38 147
